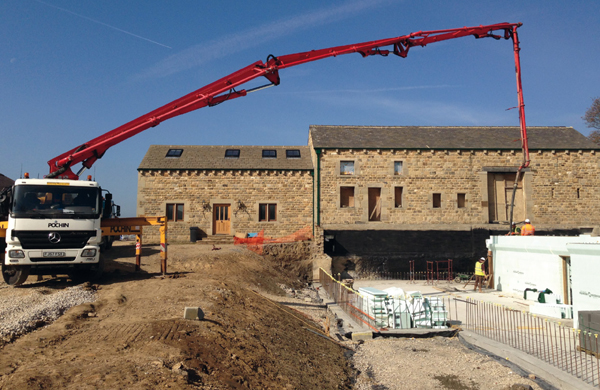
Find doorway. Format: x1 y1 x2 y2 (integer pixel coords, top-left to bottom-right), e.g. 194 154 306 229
213 204 231 235
488 173 524 223
368 188 381 221
561 256 572 305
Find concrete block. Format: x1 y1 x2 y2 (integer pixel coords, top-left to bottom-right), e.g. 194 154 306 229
183 307 205 320
351 332 373 341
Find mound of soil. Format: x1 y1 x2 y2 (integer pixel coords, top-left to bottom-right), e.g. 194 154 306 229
0 242 352 389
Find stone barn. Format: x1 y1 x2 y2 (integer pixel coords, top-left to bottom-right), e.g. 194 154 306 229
308 125 600 273
137 145 313 242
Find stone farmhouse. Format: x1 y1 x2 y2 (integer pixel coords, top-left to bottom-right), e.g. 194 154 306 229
137 145 313 242
137 126 600 271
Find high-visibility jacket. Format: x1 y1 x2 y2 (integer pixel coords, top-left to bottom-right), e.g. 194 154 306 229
475 262 485 276
521 223 535 236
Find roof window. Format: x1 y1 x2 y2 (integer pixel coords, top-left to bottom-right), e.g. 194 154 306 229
225 149 240 158
166 149 183 158
262 149 277 158
286 149 301 158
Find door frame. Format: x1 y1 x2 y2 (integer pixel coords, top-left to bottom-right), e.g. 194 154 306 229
212 203 231 235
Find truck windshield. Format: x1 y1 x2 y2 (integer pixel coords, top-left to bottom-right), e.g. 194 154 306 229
11 185 101 219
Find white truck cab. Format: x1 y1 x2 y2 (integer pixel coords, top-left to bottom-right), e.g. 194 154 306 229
1 178 103 285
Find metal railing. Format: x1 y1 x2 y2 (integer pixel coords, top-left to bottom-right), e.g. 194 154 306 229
319 270 600 387
319 268 378 331
465 298 600 387
340 271 474 283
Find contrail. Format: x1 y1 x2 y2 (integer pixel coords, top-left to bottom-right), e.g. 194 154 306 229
138 0 394 78
34 0 171 49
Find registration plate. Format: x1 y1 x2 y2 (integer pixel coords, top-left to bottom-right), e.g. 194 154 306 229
43 251 66 258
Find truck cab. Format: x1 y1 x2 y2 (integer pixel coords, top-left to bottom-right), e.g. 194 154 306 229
1 178 104 285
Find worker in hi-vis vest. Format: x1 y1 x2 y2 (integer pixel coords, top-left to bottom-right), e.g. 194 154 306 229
521 218 535 236
474 257 487 293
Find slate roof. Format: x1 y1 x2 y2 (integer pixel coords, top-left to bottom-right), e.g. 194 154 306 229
0 173 14 191
309 126 599 150
138 145 313 171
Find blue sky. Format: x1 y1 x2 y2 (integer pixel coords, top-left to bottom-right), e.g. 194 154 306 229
1 0 599 217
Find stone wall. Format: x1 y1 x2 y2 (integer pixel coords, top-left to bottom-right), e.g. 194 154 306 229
312 148 600 229
137 169 313 242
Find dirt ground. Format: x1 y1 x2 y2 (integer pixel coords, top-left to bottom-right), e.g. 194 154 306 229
0 242 352 390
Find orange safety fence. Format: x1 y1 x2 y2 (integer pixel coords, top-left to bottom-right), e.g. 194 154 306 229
233 226 312 254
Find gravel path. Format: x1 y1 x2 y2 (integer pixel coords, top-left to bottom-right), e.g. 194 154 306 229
352 337 543 390
0 283 96 344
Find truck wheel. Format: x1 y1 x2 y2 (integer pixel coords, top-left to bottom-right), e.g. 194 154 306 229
1 263 30 286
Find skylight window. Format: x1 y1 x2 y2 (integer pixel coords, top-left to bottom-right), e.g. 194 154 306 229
166 149 183 158
225 149 240 158
262 150 277 158
286 149 301 158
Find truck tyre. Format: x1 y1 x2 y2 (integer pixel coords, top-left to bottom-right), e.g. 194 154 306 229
1 263 31 286
69 257 104 284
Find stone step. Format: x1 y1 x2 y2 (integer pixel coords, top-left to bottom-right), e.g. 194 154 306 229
196 235 234 245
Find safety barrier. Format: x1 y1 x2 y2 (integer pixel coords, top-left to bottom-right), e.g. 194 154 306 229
464 298 600 387
319 268 378 331
319 271 599 387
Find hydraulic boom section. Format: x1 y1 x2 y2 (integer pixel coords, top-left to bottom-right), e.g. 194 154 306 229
46 22 528 180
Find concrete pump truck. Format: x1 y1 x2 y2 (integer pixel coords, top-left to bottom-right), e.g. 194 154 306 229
0 22 530 286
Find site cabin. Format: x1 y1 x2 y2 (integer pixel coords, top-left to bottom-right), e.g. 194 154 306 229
136 145 313 242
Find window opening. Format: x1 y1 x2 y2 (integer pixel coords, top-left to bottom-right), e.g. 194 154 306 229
166 203 184 221
394 161 403 175
262 150 277 158
259 203 277 221
394 187 403 208
457 193 466 208
286 149 301 158
225 149 240 158
340 187 355 208
340 161 354 175
166 149 183 158
433 193 441 208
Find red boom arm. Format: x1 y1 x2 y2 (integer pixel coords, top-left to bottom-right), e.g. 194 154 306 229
47 22 528 179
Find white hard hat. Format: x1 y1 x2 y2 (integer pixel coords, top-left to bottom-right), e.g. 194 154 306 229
525 218 530 223
479 257 485 261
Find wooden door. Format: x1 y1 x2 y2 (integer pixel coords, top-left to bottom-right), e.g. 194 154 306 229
213 204 231 235
368 188 381 221
488 173 524 223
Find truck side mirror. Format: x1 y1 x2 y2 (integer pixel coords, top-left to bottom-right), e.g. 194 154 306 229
116 205 121 217
103 193 113 219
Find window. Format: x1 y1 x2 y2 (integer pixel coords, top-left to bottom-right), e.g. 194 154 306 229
166 149 183 158
225 149 240 158
457 193 466 208
394 161 403 175
166 203 184 221
432 193 441 208
394 187 403 208
340 161 354 175
259 203 277 221
262 150 277 158
286 149 301 158
340 187 355 208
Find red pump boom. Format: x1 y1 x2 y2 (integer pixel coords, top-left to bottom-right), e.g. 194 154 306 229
47 22 529 180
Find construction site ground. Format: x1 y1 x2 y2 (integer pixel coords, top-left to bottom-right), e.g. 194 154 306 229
0 242 563 389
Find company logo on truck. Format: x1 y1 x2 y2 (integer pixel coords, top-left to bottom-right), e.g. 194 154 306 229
48 221 69 228
48 232 62 244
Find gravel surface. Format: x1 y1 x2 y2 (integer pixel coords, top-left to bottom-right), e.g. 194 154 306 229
352 337 543 390
0 284 96 344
